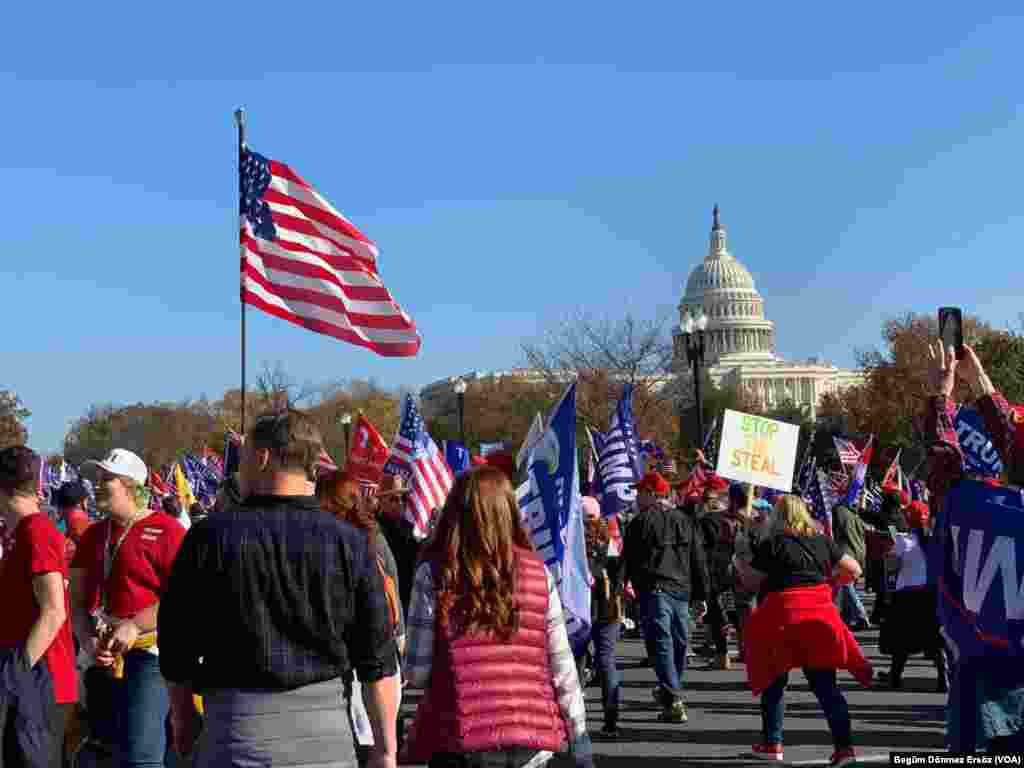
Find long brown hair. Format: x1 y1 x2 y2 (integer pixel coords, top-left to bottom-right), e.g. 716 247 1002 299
423 466 533 639
319 471 378 538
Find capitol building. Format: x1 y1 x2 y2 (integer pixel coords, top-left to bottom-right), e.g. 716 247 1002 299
420 207 861 422
674 206 862 419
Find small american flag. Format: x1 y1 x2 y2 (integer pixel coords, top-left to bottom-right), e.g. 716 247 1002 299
830 470 850 498
317 449 338 474
239 146 420 357
809 468 837 538
796 453 817 496
383 395 454 540
833 437 862 467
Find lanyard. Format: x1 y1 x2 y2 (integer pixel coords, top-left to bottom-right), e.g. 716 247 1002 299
101 510 151 611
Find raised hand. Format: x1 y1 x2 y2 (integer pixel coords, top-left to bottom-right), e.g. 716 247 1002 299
957 344 987 390
927 341 957 397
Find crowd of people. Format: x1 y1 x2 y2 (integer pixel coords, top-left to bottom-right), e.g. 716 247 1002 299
0 341 1020 767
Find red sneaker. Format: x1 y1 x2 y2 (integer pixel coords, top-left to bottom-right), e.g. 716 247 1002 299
751 743 784 761
829 748 857 767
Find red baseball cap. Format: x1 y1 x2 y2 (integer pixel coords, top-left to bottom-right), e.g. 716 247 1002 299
636 471 671 496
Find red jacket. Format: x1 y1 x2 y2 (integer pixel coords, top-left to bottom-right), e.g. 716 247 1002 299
402 548 568 761
744 583 873 696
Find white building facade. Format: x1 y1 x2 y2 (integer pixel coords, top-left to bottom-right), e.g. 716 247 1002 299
673 206 862 419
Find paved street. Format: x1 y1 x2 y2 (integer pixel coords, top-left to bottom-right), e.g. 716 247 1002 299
403 591 949 767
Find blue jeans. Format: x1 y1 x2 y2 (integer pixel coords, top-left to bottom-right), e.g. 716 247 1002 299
592 621 622 722
115 652 170 768
641 591 690 702
835 583 868 626
761 669 851 749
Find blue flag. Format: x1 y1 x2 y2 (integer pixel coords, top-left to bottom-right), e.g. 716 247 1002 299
517 383 591 650
954 406 1004 478
932 479 1024 662
594 386 643 519
443 441 471 476
182 454 221 504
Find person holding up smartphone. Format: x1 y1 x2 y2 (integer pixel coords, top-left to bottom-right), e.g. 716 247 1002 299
924 321 1024 753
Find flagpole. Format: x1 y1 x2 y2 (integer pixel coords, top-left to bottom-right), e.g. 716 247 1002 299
235 107 247 435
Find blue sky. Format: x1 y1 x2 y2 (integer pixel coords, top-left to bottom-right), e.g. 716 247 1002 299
3 4 1022 453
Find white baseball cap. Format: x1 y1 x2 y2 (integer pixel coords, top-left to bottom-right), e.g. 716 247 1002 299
83 449 148 485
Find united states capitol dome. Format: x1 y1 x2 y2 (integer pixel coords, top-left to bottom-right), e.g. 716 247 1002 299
677 206 777 363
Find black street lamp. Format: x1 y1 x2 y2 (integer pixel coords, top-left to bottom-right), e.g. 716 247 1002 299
680 309 709 451
453 378 467 445
340 412 352 460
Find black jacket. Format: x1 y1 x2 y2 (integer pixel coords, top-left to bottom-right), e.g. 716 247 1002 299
587 538 625 625
0 647 56 768
159 495 398 691
623 504 710 602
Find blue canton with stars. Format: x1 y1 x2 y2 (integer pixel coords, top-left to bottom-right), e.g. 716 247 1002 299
240 149 277 242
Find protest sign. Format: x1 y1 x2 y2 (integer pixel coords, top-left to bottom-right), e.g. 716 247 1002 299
715 409 800 493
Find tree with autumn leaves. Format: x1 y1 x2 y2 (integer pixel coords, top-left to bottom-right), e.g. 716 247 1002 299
819 311 1024 471
47 309 1024 480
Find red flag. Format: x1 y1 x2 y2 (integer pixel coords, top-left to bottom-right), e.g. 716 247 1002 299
881 449 902 489
148 470 172 497
347 414 390 484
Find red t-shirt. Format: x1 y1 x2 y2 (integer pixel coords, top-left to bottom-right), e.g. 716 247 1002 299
71 512 185 619
0 514 77 704
63 509 93 565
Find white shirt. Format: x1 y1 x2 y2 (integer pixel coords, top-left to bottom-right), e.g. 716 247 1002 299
892 533 928 591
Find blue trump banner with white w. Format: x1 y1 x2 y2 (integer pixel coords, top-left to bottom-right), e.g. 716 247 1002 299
954 406 1004 478
517 382 592 650
932 479 1024 662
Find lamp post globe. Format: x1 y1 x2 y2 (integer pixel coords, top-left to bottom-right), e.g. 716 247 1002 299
678 310 706 455
453 378 467 445
340 412 352 460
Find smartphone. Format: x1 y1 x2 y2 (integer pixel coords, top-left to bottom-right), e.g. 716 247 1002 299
938 307 964 360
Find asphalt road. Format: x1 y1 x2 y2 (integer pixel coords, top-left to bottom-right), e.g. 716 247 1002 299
402 590 949 767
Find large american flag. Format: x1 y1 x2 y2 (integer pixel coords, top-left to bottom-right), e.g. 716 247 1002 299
239 147 420 357
833 437 862 467
383 395 454 540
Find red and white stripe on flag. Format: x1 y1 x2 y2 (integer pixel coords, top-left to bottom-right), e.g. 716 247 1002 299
317 449 338 474
832 437 862 467
390 439 453 540
240 154 421 357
